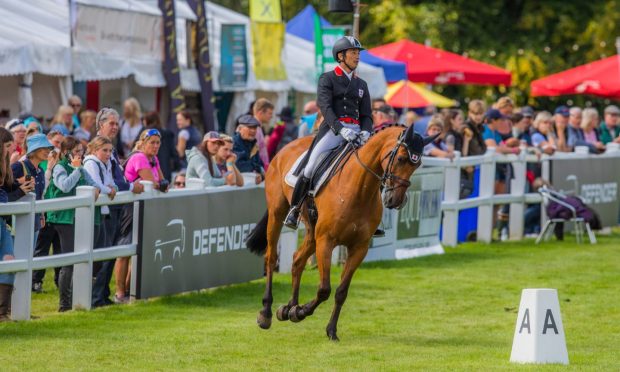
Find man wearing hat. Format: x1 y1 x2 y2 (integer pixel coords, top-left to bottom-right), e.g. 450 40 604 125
233 114 264 184
372 104 396 130
284 35 373 229
600 105 620 144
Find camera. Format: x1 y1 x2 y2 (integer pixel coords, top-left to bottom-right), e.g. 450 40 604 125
25 175 32 181
158 179 169 192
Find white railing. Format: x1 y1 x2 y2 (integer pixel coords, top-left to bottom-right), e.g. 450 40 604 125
0 179 262 320
426 145 620 247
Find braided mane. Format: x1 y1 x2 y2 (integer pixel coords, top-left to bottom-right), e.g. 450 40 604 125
371 123 409 136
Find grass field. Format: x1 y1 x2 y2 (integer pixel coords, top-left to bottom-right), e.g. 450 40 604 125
1 233 619 371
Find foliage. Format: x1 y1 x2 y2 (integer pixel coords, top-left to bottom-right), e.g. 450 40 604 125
2 233 620 370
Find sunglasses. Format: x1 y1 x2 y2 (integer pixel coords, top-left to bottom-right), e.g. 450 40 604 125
174 181 185 187
144 129 161 138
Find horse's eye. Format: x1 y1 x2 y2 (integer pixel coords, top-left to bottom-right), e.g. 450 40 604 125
397 156 406 163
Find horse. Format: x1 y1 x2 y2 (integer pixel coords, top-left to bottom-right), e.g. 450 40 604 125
246 124 433 341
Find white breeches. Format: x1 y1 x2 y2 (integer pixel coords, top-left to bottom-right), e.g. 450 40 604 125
303 123 360 178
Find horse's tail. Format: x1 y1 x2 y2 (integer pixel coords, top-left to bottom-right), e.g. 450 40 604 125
246 211 268 255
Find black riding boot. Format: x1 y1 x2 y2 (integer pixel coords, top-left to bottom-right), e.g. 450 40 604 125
284 176 311 229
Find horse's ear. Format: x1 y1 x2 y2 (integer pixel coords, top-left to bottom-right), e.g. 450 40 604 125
423 133 440 146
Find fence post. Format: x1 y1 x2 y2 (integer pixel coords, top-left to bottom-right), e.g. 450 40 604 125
540 155 551 225
11 193 35 320
130 181 154 300
73 186 96 310
509 150 527 240
441 151 461 247
477 149 496 243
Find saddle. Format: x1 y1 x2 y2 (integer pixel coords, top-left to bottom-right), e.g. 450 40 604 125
284 142 352 197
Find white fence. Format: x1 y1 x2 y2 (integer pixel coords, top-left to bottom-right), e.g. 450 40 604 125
1 146 620 320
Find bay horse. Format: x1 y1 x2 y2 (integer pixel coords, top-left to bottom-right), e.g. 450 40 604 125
246 124 433 340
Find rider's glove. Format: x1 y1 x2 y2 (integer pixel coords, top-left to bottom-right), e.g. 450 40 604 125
358 131 371 145
340 127 359 143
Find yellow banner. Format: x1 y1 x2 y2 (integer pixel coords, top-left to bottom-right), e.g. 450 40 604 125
250 0 281 23
251 22 287 81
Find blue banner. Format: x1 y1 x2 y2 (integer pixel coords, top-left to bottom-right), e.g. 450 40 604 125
220 24 248 89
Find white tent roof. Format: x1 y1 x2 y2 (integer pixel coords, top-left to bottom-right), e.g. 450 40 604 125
0 0 71 76
285 33 387 98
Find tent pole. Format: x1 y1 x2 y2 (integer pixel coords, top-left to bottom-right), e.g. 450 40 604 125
352 1 360 38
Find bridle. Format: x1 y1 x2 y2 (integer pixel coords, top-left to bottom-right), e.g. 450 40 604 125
352 129 421 193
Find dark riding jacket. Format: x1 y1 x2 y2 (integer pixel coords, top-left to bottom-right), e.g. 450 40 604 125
317 65 373 134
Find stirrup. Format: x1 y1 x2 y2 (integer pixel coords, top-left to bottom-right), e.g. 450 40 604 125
373 228 385 237
284 207 300 229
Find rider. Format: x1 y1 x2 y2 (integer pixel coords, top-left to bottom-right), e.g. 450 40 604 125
284 36 373 229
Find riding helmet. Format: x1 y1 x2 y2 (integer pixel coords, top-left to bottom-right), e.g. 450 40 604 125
332 36 365 62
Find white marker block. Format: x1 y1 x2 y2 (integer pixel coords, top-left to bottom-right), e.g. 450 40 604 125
510 289 569 365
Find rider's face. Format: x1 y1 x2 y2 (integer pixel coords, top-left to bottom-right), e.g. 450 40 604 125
341 49 360 70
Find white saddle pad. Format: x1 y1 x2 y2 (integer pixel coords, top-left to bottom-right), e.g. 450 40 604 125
284 147 349 197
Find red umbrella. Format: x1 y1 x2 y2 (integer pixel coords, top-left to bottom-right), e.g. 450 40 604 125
368 39 511 86
531 56 620 98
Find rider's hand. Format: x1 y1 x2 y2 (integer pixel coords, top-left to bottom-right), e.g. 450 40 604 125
340 127 358 143
358 131 371 145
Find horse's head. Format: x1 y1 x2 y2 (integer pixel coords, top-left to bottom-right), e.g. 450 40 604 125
381 125 437 209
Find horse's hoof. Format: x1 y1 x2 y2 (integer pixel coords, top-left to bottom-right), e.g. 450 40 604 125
257 312 272 329
288 305 306 323
276 305 290 321
326 329 340 341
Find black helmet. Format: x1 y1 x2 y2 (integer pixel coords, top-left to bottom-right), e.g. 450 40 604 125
332 36 365 62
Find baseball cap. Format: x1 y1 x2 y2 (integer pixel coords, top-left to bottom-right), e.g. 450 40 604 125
203 131 224 142
26 133 54 155
554 106 570 117
237 114 260 127
486 109 507 121
521 106 534 118
604 105 620 115
374 104 393 115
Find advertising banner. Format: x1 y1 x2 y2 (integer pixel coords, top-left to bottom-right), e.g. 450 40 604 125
73 4 163 61
187 0 216 132
137 188 265 299
249 0 281 23
220 24 248 88
158 0 185 130
550 156 620 227
366 167 444 262
313 19 345 77
251 22 287 81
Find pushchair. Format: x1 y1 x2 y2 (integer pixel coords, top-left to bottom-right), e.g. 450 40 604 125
535 185 598 244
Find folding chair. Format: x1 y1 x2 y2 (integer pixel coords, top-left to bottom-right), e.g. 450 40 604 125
535 186 596 244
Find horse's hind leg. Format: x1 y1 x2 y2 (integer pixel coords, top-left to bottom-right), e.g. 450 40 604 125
325 241 369 341
257 202 287 329
288 235 332 323
276 219 316 321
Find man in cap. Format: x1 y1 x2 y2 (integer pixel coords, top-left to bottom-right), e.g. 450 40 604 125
284 35 373 229
372 104 396 130
600 105 620 144
233 114 264 184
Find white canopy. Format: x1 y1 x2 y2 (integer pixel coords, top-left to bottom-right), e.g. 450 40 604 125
0 0 71 76
285 33 387 98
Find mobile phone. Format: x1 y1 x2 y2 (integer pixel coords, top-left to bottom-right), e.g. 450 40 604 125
25 175 32 181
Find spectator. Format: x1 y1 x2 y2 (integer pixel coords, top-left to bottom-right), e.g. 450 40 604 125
95 107 144 306
45 136 99 312
495 96 514 137
600 105 620 144
176 110 201 167
271 107 298 157
580 108 605 152
423 115 452 158
253 98 274 169
464 100 487 156
565 107 595 153
444 109 470 155
511 113 532 146
414 105 437 136
141 111 178 182
520 106 535 126
233 115 264 184
298 100 319 137
372 105 395 130
372 98 387 111
119 98 143 158
215 135 243 187
186 131 234 187
404 111 417 127
483 109 520 155
173 172 186 189
50 105 74 136
24 116 43 133
125 129 168 193
7 119 27 164
553 106 570 152
531 112 557 155
68 95 82 129
74 110 96 145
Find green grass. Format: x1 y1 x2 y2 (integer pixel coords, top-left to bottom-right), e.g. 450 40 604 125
1 233 619 371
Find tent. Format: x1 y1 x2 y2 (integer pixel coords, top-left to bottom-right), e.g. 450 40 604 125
385 81 457 109
369 39 512 86
531 56 620 98
0 0 71 117
286 4 406 82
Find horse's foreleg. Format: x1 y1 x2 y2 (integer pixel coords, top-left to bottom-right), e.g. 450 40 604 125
325 242 369 341
288 235 332 323
277 222 316 321
257 207 286 330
